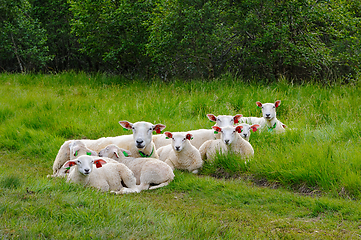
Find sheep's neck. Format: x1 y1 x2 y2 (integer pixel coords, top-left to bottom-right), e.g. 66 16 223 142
265 117 277 129
139 146 154 158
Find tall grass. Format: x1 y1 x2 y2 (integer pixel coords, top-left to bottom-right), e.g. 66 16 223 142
1 72 361 238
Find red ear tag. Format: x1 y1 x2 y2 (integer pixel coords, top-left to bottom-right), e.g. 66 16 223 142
156 129 161 134
95 162 102 168
234 118 239 124
252 127 257 132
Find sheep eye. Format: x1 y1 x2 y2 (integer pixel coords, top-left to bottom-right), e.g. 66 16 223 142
273 106 275 108
217 118 221 122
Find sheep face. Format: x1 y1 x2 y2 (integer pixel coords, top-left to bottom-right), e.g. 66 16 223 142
237 123 260 140
207 114 243 127
165 132 192 152
69 140 98 159
256 100 281 121
119 121 166 150
212 126 242 145
64 156 107 175
98 144 131 160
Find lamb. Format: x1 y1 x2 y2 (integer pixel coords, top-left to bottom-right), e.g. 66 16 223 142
256 100 286 133
51 140 99 178
237 123 260 141
199 125 254 162
98 144 174 191
119 121 166 159
153 129 216 149
63 155 140 194
156 132 203 174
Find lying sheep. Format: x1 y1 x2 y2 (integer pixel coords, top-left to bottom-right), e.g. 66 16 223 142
63 155 140 194
207 114 243 127
51 134 134 177
256 100 286 133
51 140 98 178
52 121 165 177
199 125 254 162
98 144 174 191
237 123 260 141
157 132 203 174
119 121 166 159
207 114 243 139
153 129 216 149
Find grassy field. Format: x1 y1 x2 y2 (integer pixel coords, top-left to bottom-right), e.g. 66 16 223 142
1 72 361 239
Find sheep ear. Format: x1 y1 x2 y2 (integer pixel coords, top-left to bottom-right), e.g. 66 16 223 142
94 159 107 168
256 101 262 108
164 132 172 139
115 151 120 158
212 126 222 133
63 160 77 168
275 100 281 108
233 114 243 124
186 133 193 140
72 146 80 157
119 121 133 130
206 114 217 122
282 124 287 128
236 126 243 133
251 124 260 132
153 124 166 134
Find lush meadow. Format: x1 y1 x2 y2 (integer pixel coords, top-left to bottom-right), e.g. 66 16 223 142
1 73 361 239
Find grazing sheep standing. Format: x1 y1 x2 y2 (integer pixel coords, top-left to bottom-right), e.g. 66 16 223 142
199 125 254 162
98 144 174 191
119 121 166 159
63 155 140 194
157 132 203 174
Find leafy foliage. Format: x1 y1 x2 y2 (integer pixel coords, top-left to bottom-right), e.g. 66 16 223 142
0 0 360 81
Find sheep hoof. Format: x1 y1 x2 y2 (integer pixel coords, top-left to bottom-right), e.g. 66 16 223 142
191 170 199 174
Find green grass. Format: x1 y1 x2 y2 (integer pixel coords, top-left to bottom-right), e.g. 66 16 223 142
1 72 361 239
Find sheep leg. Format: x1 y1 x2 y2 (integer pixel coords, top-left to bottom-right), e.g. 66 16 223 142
149 180 170 190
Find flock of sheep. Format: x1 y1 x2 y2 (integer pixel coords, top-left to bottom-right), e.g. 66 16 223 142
49 100 286 194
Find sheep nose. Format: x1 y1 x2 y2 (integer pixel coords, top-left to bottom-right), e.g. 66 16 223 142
244 134 248 137
175 146 181 151
225 140 230 145
266 113 270 117
84 169 90 174
136 139 143 145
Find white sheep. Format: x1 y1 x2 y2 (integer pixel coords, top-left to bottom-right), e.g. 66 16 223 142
256 100 286 133
119 121 166 158
156 132 203 174
199 125 254 162
206 114 243 127
98 144 174 191
51 140 99 178
153 128 216 149
63 155 140 194
206 114 243 139
52 121 165 177
237 123 260 141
